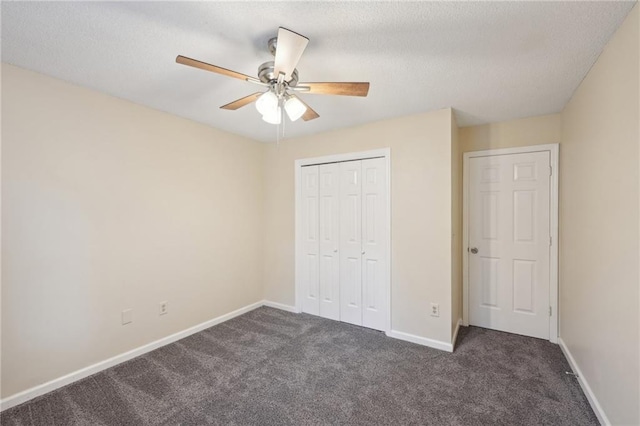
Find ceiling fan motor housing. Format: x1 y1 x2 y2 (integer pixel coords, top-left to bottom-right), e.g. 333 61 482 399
258 61 299 87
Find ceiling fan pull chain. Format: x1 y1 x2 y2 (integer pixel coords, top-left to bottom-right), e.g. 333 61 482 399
275 100 281 148
281 103 286 143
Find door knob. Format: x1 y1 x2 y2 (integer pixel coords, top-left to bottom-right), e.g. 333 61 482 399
362 251 366 255
470 247 478 254
333 249 338 253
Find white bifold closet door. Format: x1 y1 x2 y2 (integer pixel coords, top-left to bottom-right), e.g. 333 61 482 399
319 163 340 321
300 165 320 315
339 160 363 325
300 157 387 331
360 158 388 331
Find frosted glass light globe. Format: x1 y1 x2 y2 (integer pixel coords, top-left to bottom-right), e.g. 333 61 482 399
284 96 307 121
262 107 282 124
255 91 278 116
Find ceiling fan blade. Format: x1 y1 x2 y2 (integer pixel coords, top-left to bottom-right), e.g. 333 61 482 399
302 106 320 122
291 95 319 121
296 82 370 97
274 27 309 80
220 92 263 110
176 55 253 82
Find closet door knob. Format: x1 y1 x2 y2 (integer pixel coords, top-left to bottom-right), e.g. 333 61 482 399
333 249 338 253
362 251 366 255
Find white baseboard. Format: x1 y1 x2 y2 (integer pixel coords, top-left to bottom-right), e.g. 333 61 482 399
261 300 299 313
451 319 462 350
386 329 453 352
0 300 266 412
558 338 609 425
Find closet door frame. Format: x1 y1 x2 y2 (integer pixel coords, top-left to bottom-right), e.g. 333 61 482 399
294 148 391 333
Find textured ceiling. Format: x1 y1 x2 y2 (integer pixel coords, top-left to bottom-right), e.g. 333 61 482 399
1 1 636 142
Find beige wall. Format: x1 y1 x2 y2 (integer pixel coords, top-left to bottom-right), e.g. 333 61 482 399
460 113 562 153
450 114 462 338
560 5 639 425
1 64 266 398
263 109 455 343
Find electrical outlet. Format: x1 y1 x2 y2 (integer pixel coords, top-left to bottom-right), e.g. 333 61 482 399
122 309 133 325
430 303 439 317
159 301 168 316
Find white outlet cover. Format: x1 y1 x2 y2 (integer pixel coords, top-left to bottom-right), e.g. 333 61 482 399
160 302 168 315
430 303 440 317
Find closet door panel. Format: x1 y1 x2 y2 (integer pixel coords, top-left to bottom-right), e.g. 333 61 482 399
339 160 363 326
361 158 388 331
318 163 340 320
300 166 320 315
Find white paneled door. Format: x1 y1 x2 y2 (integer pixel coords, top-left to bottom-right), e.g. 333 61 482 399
468 152 551 339
319 163 340 321
361 158 388 331
300 165 320 316
299 156 388 332
339 160 363 326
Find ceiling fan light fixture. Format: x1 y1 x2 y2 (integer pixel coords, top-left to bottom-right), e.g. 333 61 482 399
284 95 307 121
262 106 282 125
177 27 370 127
255 91 278 116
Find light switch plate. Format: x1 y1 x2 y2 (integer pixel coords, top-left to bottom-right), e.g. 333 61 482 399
122 309 133 325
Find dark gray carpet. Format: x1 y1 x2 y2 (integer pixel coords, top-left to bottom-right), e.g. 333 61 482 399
1 307 597 425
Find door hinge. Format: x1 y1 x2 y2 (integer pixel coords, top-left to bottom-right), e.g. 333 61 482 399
549 306 552 316
549 236 552 246
549 166 553 176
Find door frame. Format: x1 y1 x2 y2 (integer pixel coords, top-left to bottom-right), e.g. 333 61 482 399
294 148 392 333
462 144 559 343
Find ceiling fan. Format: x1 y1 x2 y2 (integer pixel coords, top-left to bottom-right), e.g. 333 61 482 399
176 27 370 124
